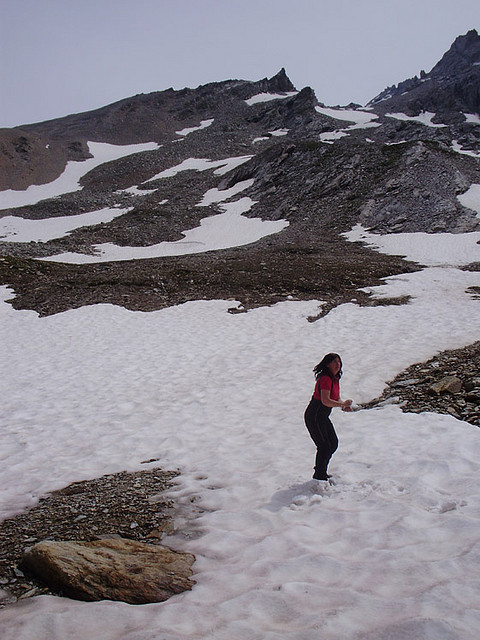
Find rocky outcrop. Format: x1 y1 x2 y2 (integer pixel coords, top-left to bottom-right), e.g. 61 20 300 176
21 538 195 604
430 29 480 78
255 67 296 94
357 141 480 233
369 30 480 120
0 70 299 190
363 341 480 426
430 376 463 395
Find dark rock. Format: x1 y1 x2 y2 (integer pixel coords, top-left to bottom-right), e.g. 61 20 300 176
430 29 480 77
260 67 296 94
464 377 480 392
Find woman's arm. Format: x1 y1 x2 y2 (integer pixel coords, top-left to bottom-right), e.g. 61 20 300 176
320 388 352 410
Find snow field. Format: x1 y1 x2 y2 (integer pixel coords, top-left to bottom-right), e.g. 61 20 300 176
176 119 214 136
385 112 447 128
314 106 379 126
197 178 255 206
245 92 298 106
315 106 381 143
457 183 480 216
143 156 252 181
0 149 287 263
1 238 479 638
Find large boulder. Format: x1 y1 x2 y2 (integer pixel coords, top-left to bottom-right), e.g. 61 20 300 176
21 538 195 604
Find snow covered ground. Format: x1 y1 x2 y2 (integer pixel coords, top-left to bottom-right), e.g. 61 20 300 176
1 136 480 638
344 224 480 267
176 119 214 137
0 207 133 243
0 142 159 210
40 197 288 264
385 112 447 128
0 153 288 264
245 92 298 106
315 107 380 143
1 210 480 638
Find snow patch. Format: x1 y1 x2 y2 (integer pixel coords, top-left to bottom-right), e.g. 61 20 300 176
451 140 480 158
458 184 480 218
319 130 349 143
245 92 297 106
385 112 446 128
197 179 255 206
252 129 289 143
0 207 133 243
316 107 380 143
176 119 214 136
315 106 379 126
0 142 160 210
343 224 480 267
116 185 158 196
39 197 288 263
145 156 252 182
463 113 480 124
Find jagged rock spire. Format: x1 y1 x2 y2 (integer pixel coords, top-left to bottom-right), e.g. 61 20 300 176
430 29 480 76
264 68 296 93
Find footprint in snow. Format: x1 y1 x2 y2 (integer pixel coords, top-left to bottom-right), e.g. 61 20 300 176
263 479 335 512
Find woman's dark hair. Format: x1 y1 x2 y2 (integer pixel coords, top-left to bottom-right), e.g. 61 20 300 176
313 353 342 379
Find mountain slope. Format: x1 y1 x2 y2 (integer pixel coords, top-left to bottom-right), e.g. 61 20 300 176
1 33 480 317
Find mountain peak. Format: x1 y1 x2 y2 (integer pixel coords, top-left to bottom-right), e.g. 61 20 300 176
430 28 480 76
261 68 296 93
368 29 480 117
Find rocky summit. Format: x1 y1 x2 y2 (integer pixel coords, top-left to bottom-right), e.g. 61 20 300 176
369 30 480 120
0 31 479 321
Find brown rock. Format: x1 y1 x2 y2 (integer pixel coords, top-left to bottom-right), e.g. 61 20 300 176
21 538 195 604
430 376 462 395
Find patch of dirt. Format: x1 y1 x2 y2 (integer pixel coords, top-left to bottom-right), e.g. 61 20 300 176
0 233 419 317
0 467 180 606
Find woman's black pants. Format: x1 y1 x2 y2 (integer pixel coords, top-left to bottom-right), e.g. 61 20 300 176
304 399 338 478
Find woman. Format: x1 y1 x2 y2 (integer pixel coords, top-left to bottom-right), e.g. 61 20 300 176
304 353 353 480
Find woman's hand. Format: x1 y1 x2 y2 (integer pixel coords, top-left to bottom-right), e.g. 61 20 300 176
342 399 353 412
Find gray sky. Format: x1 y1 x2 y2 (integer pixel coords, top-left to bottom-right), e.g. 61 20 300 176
1 0 479 128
